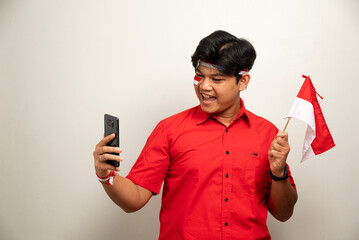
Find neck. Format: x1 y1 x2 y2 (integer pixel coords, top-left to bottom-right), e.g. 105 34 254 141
215 99 242 127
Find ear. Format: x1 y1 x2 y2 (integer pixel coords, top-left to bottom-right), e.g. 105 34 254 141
238 73 250 91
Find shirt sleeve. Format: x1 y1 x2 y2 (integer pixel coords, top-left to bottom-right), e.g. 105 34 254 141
286 163 297 191
126 120 170 195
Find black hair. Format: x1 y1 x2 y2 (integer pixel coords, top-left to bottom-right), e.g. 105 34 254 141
191 30 256 83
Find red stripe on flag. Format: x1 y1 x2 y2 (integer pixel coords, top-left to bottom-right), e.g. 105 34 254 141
194 76 201 81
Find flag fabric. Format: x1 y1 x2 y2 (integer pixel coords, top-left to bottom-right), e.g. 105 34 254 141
286 75 335 162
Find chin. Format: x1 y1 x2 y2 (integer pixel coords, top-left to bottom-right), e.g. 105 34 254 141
200 104 217 114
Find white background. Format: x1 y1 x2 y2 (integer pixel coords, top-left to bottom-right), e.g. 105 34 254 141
1 0 358 239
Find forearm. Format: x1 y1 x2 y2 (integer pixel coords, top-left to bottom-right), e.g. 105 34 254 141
268 179 297 222
102 174 152 213
93 135 152 213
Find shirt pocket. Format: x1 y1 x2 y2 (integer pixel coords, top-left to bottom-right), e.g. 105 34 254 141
245 152 269 193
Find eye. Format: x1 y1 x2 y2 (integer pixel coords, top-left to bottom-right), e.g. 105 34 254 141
212 78 224 82
195 74 204 78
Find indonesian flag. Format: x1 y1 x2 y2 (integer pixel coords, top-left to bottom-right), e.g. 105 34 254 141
193 75 201 85
286 75 335 162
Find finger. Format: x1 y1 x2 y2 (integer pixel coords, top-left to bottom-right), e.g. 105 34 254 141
95 154 122 171
271 142 286 152
268 150 288 164
94 146 122 157
273 138 289 149
269 149 285 157
273 136 289 148
101 146 122 155
95 146 121 156
95 161 121 173
98 133 116 147
269 141 290 159
99 153 123 163
269 150 286 161
271 137 290 153
275 131 288 140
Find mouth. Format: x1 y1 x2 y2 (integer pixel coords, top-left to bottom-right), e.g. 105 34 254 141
201 93 217 103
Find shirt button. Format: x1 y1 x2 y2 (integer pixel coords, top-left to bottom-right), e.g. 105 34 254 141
226 151 229 154
225 129 228 132
225 174 229 178
224 222 228 226
225 198 229 202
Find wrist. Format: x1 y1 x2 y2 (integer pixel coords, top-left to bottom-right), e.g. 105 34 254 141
96 169 111 178
270 164 288 181
96 171 117 185
270 168 284 178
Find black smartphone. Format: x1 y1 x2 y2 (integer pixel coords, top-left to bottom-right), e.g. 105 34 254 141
104 114 120 167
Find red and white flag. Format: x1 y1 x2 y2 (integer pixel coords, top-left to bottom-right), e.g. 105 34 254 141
286 75 335 162
193 75 201 85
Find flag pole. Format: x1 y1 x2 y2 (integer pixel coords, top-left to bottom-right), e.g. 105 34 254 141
283 117 291 132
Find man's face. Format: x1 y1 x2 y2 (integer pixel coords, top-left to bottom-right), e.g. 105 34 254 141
194 65 248 118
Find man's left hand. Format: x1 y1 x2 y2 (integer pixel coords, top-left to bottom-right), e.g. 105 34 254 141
268 131 290 177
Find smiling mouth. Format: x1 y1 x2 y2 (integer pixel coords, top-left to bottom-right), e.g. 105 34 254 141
201 93 217 102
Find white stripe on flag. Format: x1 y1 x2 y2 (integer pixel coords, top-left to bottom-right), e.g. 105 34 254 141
303 143 315 162
287 97 316 162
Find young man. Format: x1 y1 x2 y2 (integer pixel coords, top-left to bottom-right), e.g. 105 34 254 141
93 30 297 240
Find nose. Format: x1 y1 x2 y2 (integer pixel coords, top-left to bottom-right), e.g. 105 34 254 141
199 77 213 91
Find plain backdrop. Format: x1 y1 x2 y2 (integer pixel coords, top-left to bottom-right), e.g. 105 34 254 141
1 0 358 239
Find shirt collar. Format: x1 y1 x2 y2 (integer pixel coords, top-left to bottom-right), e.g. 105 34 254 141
196 98 250 127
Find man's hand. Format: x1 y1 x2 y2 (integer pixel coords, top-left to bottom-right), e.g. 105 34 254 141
93 133 123 177
267 131 297 222
268 131 290 177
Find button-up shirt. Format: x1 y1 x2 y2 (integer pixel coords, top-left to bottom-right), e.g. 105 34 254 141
127 99 296 240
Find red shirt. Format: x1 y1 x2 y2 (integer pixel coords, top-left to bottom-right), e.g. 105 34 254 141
127 99 296 240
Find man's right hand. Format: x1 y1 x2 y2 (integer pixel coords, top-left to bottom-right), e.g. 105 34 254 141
93 133 123 177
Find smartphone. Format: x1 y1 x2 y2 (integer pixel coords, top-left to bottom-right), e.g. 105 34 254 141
104 114 120 167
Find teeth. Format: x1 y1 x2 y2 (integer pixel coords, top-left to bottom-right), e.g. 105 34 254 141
202 93 215 99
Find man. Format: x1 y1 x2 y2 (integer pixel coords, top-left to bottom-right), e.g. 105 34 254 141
93 30 297 240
